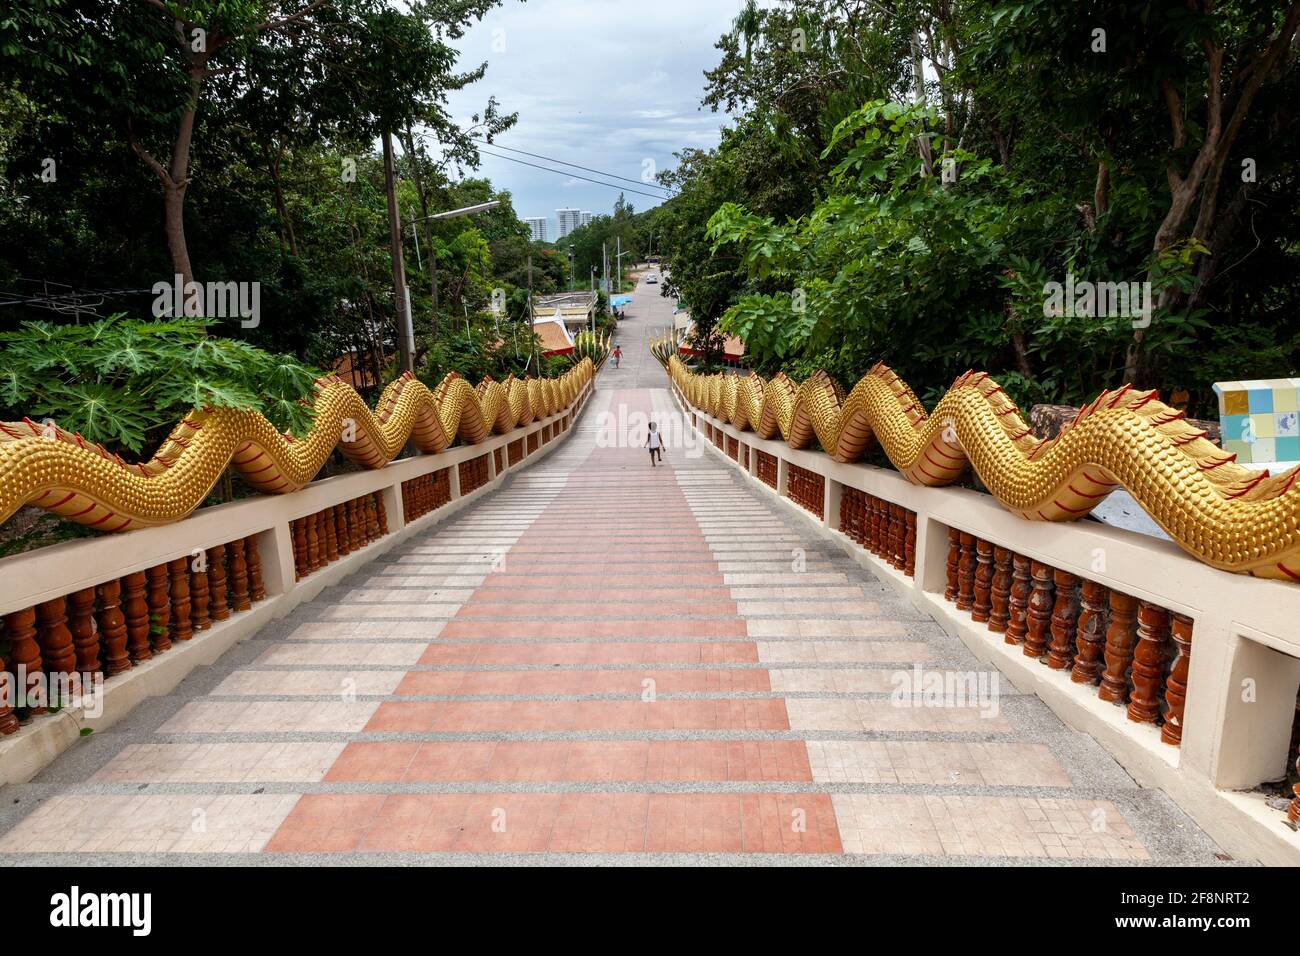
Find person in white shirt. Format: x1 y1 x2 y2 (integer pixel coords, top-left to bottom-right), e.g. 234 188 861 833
646 422 664 466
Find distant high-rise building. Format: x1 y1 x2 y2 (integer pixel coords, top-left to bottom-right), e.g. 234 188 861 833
580 211 593 227
525 217 548 243
556 208 582 239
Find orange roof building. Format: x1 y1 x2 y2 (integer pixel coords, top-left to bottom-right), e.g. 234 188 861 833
675 314 745 364
331 349 380 390
533 315 576 356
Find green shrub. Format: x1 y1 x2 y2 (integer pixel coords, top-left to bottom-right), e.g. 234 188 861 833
0 316 320 456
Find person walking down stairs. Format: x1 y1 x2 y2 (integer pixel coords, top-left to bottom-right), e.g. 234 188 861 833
646 421 664 467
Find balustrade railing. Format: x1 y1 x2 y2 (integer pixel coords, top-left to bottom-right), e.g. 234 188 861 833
0 376 593 774
401 469 452 523
669 372 1300 864
0 531 268 735
786 463 825 520
840 487 915 577
458 454 491 496
940 529 1190 745
292 493 387 580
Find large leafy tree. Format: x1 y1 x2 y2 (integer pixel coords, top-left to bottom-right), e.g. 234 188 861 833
2 0 508 288
653 0 1300 414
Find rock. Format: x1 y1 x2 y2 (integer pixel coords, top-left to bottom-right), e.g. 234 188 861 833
1028 403 1220 446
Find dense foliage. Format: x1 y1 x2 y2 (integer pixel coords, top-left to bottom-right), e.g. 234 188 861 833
0 317 319 453
0 0 564 407
649 0 1300 415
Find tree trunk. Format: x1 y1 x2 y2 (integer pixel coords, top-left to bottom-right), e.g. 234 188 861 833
1129 4 1300 382
402 121 439 337
162 179 194 292
1093 160 1109 222
383 132 413 374
911 32 934 176
129 61 204 293
267 140 299 258
1011 331 1032 379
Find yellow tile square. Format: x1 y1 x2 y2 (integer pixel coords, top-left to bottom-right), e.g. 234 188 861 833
1274 389 1299 413
1252 413 1275 439
1222 390 1249 415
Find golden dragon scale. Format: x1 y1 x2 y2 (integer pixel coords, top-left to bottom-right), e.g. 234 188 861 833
666 355 1300 582
0 360 593 533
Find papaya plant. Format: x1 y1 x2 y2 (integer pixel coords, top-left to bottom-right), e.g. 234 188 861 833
0 315 320 456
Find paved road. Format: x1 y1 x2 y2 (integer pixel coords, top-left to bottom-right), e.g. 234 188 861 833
0 275 1224 863
604 268 679 388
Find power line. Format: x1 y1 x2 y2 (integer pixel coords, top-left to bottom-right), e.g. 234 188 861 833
472 138 671 193
476 148 670 202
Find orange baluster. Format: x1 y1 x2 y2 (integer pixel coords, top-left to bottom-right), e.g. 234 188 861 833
207 546 229 621
122 571 152 662
246 536 266 602
6 607 45 714
1160 614 1193 745
972 539 993 623
69 587 103 670
146 565 172 652
227 539 251 612
96 579 131 676
168 558 192 641
1071 580 1109 685
1046 570 1079 670
36 596 77 675
1099 591 1139 703
1128 602 1171 724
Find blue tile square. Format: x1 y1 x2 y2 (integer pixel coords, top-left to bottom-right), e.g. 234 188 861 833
1221 413 1252 444
1247 389 1274 413
1274 435 1300 464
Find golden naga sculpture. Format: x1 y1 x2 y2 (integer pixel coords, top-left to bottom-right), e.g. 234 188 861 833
664 354 1300 582
0 360 593 533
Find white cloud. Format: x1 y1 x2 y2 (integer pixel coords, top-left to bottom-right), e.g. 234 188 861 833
440 0 745 227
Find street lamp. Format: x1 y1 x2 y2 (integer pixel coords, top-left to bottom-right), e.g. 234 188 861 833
397 200 501 373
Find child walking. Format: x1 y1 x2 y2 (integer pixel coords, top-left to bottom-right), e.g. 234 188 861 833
646 422 664 467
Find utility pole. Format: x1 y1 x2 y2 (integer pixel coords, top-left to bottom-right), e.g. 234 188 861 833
601 242 608 315
383 132 414 374
527 254 536 371
431 251 439 328
616 235 621 294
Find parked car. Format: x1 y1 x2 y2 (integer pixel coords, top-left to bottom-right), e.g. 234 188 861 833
646 274 658 285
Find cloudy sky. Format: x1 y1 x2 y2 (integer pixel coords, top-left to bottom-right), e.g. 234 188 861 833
443 0 752 235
